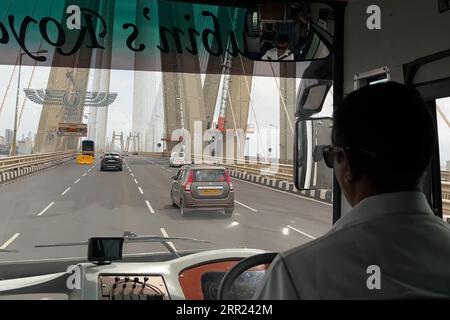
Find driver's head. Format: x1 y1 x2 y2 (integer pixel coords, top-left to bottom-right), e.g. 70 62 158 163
276 34 290 54
330 82 436 206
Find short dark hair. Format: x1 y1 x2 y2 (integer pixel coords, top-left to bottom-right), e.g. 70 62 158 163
277 33 290 44
333 81 437 188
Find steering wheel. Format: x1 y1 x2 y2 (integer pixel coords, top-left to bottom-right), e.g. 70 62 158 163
217 252 278 300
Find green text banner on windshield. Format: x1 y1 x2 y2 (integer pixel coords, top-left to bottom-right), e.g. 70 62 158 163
0 0 332 79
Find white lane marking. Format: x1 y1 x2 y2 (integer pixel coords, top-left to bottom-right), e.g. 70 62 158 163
138 187 144 195
160 228 177 253
87 169 91 172
287 225 316 240
234 200 258 212
160 166 165 169
37 202 55 217
145 200 155 214
128 169 131 173
134 178 138 184
74 178 81 184
234 178 332 207
131 173 134 177
227 221 240 228
166 169 172 173
82 173 87 177
61 187 71 196
0 233 20 250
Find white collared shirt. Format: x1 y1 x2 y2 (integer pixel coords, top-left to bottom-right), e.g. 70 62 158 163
254 192 450 299
262 48 294 61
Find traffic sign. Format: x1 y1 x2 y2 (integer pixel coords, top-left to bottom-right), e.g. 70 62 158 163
58 123 88 137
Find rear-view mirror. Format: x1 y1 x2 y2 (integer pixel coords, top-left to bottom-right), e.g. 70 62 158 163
295 117 333 190
244 2 333 62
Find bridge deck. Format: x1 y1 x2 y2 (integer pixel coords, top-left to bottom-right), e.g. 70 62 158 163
0 155 332 262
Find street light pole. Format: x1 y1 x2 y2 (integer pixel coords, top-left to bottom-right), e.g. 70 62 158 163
154 115 161 152
268 124 278 160
10 50 48 156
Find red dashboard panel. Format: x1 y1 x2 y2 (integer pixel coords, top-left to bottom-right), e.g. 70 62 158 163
179 260 240 300
179 260 270 300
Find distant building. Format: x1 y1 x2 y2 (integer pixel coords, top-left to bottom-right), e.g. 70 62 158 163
18 137 33 155
0 136 5 146
5 129 13 146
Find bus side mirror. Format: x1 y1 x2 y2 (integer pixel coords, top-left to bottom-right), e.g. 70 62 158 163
296 81 331 118
294 117 333 190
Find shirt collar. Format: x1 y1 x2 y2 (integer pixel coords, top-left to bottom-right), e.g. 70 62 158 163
279 49 292 58
331 192 434 232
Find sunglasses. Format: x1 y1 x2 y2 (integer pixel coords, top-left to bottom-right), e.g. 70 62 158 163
313 145 344 168
314 145 377 169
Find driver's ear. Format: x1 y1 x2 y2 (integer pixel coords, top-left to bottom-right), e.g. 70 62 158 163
336 151 357 184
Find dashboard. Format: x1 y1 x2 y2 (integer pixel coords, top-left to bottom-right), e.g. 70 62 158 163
98 275 169 300
0 249 267 300
179 260 268 300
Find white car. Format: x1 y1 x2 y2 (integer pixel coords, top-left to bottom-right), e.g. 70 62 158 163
169 152 186 167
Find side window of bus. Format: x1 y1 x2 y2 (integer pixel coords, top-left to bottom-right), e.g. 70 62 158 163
436 97 450 222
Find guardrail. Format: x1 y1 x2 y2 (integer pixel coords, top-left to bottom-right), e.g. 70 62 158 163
138 152 293 179
137 153 450 210
0 151 76 183
189 155 293 180
190 154 330 202
138 152 170 158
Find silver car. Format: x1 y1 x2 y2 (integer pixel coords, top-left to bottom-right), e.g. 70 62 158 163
170 165 235 217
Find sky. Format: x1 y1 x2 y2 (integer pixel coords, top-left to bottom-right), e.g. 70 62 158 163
0 65 282 157
0 64 449 167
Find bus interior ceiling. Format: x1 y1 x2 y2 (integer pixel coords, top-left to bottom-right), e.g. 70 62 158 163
343 0 450 91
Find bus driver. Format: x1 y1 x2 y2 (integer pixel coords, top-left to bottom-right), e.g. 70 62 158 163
255 82 450 299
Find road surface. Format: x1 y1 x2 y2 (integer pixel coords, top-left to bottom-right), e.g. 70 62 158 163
0 156 332 262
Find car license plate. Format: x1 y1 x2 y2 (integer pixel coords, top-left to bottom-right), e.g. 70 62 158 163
199 189 221 196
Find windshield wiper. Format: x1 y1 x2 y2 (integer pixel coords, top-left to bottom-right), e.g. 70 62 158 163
34 232 211 257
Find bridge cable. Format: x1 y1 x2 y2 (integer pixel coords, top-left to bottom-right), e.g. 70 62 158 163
18 0 57 129
268 61 295 134
226 8 270 162
227 8 267 162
